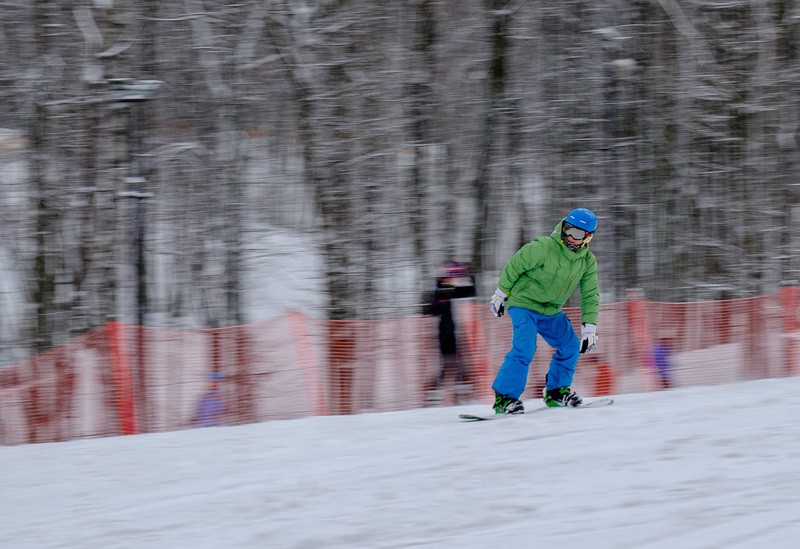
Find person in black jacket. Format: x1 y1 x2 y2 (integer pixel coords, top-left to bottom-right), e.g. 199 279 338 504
423 262 476 404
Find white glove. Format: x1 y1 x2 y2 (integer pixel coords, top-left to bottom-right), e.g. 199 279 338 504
580 323 597 354
490 288 508 317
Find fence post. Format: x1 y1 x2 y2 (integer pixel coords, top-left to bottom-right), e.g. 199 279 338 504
326 321 356 415
107 321 138 435
286 312 329 416
461 301 494 401
781 282 799 376
235 326 255 424
625 288 659 391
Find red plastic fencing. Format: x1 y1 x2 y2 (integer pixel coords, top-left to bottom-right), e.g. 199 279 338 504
1 289 798 445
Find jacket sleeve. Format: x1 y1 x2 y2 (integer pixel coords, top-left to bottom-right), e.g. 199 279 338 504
579 256 600 325
497 239 545 294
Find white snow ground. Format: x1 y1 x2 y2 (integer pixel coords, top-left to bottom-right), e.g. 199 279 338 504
2 376 800 549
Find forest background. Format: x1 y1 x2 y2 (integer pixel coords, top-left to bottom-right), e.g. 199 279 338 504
1 0 799 365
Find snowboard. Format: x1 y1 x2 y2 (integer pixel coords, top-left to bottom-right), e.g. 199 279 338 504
458 397 614 421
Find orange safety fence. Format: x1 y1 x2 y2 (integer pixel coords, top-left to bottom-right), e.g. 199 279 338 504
1 288 799 445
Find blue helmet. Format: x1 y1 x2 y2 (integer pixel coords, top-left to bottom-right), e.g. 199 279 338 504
564 208 598 233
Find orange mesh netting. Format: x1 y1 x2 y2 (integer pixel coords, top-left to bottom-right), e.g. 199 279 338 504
1 288 798 444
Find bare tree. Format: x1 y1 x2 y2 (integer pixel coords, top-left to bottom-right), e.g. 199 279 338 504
5 0 800 365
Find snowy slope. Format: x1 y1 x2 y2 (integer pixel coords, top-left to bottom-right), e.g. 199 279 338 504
2 377 800 548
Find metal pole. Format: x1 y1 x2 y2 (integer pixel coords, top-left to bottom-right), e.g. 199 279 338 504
604 61 623 301
126 101 149 431
595 28 635 301
112 78 161 432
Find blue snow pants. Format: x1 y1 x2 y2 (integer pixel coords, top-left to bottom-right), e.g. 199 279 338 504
491 306 581 400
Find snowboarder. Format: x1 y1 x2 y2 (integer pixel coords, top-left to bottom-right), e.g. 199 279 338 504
651 337 674 389
192 372 228 427
422 261 477 404
489 208 600 413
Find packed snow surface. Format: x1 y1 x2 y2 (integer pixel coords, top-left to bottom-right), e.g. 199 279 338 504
2 376 800 548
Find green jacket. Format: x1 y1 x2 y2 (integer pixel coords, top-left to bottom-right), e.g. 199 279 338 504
497 221 600 324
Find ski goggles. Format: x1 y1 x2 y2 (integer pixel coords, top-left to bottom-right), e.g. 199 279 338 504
563 222 590 241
